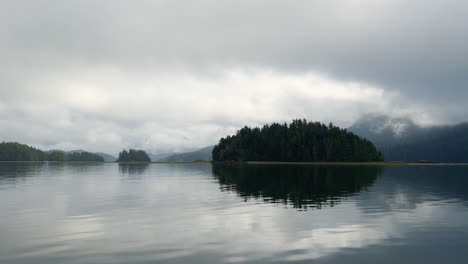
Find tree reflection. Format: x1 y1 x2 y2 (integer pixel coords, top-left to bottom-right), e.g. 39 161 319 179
118 163 149 175
213 164 383 210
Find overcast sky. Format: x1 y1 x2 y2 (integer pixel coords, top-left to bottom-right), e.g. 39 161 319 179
1 0 467 154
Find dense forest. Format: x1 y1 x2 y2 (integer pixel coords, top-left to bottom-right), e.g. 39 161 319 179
212 119 384 162
117 149 151 162
47 151 104 162
0 142 46 161
0 142 104 162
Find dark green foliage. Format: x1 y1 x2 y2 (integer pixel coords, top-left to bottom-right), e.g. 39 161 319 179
117 149 151 162
47 151 104 162
0 142 46 161
46 151 68 161
212 164 382 210
46 151 104 162
0 142 104 162
212 119 384 162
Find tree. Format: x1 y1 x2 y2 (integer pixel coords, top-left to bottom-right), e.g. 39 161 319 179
117 149 151 162
212 119 384 162
0 142 46 161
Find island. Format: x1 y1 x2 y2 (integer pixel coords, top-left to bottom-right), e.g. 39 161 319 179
116 149 151 162
212 119 384 162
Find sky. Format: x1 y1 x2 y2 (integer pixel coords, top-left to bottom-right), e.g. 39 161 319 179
1 0 467 155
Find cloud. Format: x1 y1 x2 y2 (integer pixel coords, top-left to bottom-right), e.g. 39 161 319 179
1 0 467 153
0 66 397 154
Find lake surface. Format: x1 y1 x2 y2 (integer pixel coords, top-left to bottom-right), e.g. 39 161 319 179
1 163 467 264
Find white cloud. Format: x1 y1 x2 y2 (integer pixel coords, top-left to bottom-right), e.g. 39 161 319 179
0 66 398 154
1 0 467 152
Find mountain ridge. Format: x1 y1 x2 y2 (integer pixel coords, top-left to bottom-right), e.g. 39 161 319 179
157 146 214 162
349 114 468 162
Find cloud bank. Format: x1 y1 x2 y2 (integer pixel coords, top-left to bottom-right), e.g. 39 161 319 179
1 0 467 154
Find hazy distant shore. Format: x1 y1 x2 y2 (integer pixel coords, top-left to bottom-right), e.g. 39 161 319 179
1 161 467 166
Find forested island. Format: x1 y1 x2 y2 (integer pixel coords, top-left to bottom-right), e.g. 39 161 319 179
117 149 151 162
3 120 384 163
0 142 104 162
212 119 384 162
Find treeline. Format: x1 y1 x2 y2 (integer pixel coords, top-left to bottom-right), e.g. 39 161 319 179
117 149 151 162
0 142 46 161
46 151 104 162
212 119 384 162
0 142 103 162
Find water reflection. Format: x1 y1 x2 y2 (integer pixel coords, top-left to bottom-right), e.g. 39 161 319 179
0 162 44 188
0 162 43 177
213 164 383 210
358 166 468 213
1 163 468 264
118 163 149 175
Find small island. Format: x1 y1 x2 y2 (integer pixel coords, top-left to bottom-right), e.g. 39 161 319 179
116 149 151 162
212 119 384 162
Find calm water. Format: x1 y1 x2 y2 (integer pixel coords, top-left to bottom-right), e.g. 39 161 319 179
1 163 467 264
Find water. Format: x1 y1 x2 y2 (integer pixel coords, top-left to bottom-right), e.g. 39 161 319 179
0 163 467 264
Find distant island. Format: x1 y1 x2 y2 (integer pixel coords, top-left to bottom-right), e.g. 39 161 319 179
116 149 151 162
0 142 104 162
212 119 384 162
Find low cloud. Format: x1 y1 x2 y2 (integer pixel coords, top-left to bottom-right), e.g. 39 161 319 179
1 0 467 153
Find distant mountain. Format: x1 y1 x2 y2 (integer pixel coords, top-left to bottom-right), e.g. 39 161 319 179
58 149 116 162
348 114 420 146
349 114 468 162
157 146 214 162
67 149 86 154
148 152 176 162
95 152 117 162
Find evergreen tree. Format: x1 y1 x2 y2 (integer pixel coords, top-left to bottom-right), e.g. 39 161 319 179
212 119 384 162
0 142 105 162
0 142 46 161
46 151 68 161
117 149 151 162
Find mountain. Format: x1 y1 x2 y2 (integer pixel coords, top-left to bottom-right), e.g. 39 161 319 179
349 114 468 162
148 152 176 162
95 152 117 162
157 146 214 162
67 150 116 162
59 149 116 162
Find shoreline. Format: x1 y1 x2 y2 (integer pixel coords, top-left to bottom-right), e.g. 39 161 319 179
0 161 467 166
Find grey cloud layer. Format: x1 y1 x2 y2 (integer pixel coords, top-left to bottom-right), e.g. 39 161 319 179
1 0 467 153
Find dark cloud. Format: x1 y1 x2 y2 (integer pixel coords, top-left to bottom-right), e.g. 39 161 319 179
1 0 467 153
